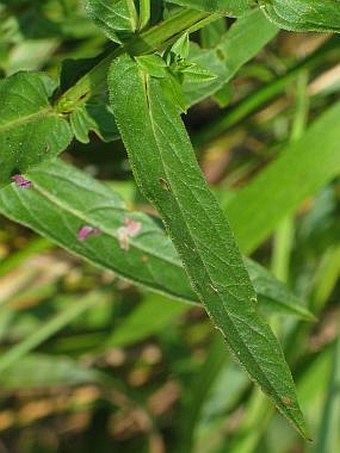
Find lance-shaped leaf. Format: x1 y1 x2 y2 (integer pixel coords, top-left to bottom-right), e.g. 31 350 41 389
167 0 253 17
0 158 313 321
258 0 340 33
108 54 308 437
0 72 72 188
85 0 138 44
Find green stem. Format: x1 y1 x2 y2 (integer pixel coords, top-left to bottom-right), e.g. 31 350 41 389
56 9 216 113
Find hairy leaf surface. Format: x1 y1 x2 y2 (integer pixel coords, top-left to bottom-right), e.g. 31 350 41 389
108 54 307 437
85 0 138 43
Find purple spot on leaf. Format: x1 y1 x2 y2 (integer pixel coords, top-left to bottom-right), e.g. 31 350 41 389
78 225 101 241
12 174 33 188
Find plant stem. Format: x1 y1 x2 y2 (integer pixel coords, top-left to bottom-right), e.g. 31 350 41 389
56 9 216 112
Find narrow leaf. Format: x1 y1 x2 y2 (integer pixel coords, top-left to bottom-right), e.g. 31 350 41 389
108 54 308 437
0 72 72 188
0 158 311 321
69 95 119 143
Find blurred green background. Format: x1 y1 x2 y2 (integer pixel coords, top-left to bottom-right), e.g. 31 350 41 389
0 1 339 452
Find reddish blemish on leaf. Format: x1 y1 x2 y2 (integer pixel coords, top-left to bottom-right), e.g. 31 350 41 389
78 225 101 241
12 174 33 188
117 217 142 250
124 217 142 236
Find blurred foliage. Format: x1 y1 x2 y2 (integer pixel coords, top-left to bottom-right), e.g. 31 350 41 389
0 1 339 452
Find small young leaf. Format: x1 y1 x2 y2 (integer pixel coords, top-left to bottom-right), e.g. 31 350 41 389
60 57 119 143
108 54 308 438
258 0 340 33
69 95 119 144
161 72 187 112
0 72 72 188
86 0 138 43
180 61 217 83
169 33 190 60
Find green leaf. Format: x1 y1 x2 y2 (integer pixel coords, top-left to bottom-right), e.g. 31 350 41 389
180 61 217 83
167 0 253 17
0 158 312 322
108 54 308 438
183 9 278 106
226 102 340 254
258 0 340 33
168 33 190 60
85 0 138 44
0 72 73 188
0 158 196 304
